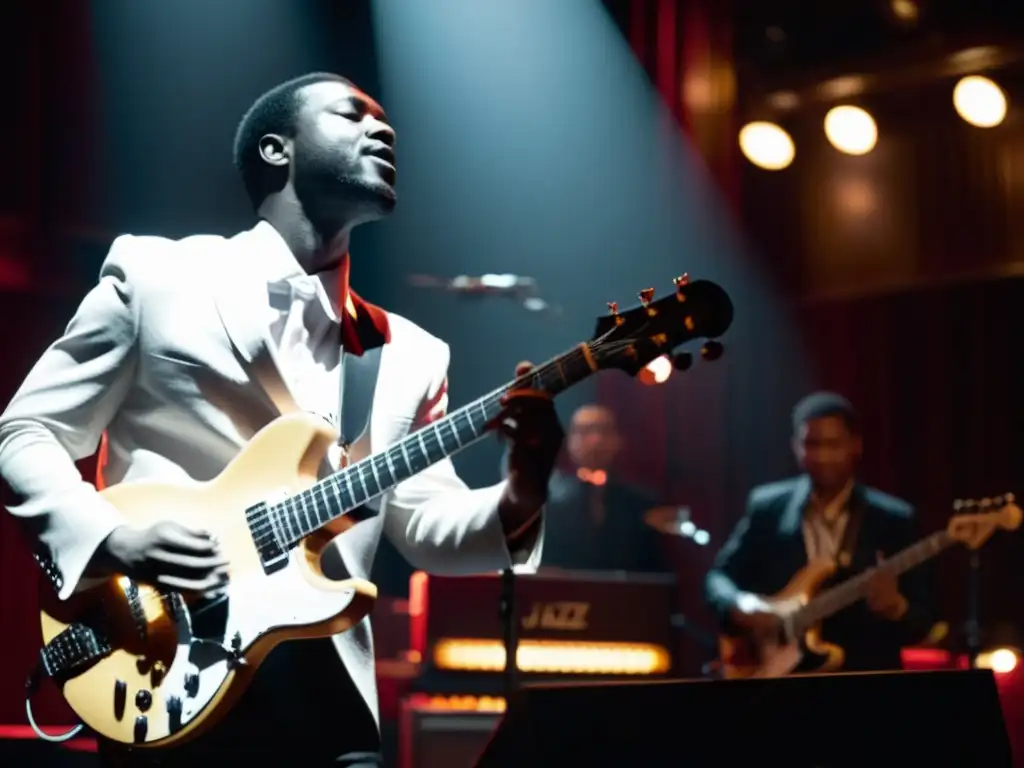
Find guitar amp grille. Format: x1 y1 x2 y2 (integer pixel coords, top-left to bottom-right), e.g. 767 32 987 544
398 695 504 768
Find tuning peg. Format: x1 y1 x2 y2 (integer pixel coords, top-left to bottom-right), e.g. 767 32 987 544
673 274 690 288
638 288 655 306
980 497 993 509
700 341 724 361
1006 493 1015 504
607 302 619 316
672 352 693 371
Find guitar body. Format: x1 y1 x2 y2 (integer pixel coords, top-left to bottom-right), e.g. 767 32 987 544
39 412 378 747
717 559 845 679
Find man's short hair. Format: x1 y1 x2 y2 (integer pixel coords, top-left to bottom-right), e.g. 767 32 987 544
232 72 354 207
791 391 859 434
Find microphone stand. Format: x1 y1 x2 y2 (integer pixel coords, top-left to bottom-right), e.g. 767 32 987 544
499 567 518 699
964 549 982 668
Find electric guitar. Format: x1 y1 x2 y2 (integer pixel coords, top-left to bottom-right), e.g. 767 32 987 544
35 276 733 747
717 496 1022 679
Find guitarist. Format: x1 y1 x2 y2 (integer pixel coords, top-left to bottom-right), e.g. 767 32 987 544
0 73 564 766
704 392 935 673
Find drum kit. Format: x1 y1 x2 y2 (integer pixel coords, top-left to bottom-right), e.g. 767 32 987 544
643 505 711 547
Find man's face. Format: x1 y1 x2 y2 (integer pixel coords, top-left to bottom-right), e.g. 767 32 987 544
792 415 861 491
567 406 621 471
288 80 397 221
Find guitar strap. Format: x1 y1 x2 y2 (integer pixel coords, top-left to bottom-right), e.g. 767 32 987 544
338 345 382 453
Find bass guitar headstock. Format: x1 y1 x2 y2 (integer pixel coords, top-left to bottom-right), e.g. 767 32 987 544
948 494 1022 549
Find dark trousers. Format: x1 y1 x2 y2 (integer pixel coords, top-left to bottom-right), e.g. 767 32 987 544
98 638 381 767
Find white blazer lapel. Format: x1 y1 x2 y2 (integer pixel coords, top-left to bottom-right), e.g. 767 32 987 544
213 230 299 417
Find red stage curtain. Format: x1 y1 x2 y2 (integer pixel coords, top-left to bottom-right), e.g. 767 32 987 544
801 279 1024 633
0 0 99 724
608 0 1022 678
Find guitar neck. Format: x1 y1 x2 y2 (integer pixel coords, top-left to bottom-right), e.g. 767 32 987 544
269 344 597 546
795 531 951 631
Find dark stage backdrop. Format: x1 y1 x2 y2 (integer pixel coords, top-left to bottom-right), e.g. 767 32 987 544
599 0 1024 666
801 278 1024 634
2 0 1023 730
0 293 88 725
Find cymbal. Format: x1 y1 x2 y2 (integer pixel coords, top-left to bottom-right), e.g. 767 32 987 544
644 506 711 545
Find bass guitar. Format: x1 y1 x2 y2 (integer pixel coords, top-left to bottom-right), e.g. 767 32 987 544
34 276 733 747
717 495 1021 679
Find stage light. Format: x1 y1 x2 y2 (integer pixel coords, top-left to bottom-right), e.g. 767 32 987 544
953 76 1007 128
890 0 919 22
738 121 795 170
638 355 673 385
824 106 877 155
976 647 1020 675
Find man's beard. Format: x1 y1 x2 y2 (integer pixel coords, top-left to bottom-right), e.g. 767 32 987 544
293 147 396 228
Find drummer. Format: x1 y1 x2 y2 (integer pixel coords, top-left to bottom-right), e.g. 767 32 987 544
507 404 671 573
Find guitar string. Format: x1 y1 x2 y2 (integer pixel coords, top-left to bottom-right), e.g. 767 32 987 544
242 336 630 543
243 330 666 547
128 316 710 618
241 348 573 539
124 343 594 612
242 333 666 550
128 332 662 609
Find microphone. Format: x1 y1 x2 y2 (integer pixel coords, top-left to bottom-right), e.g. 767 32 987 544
408 273 560 315
409 273 535 294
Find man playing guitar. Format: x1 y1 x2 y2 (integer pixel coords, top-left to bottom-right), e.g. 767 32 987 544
704 392 935 674
0 73 564 766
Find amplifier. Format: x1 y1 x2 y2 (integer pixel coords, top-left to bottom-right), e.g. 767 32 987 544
398 695 504 768
409 569 676 681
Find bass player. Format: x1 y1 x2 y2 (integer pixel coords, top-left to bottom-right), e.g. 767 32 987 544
704 392 935 673
0 72 564 767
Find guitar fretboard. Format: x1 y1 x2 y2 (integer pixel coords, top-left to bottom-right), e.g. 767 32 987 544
262 345 597 549
793 531 951 633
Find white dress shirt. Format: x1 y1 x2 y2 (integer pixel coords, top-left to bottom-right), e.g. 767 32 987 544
802 480 854 563
255 222 351 469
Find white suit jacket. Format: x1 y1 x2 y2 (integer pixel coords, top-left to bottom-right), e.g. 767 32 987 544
0 223 543 726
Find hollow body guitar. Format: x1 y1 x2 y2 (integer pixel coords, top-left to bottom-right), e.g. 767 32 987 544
717 498 1021 679
37 277 734 748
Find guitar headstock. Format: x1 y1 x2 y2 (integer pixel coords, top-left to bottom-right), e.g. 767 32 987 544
948 494 1023 549
590 275 734 377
